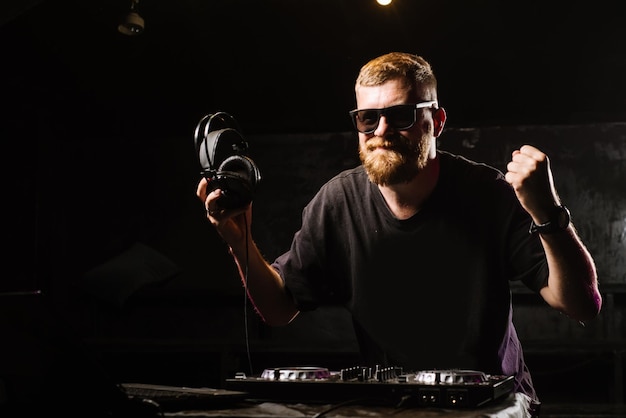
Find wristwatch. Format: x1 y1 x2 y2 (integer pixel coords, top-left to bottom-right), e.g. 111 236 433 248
529 205 571 234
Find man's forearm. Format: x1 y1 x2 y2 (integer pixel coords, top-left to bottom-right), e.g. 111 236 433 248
229 241 300 326
539 225 602 322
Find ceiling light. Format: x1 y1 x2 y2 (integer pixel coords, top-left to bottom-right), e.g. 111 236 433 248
118 0 144 36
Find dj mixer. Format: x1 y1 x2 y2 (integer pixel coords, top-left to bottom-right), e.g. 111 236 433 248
225 366 515 408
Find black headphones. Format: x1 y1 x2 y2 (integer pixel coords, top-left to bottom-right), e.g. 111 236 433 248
193 112 261 209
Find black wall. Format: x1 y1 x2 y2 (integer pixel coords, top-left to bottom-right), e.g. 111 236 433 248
14 123 624 297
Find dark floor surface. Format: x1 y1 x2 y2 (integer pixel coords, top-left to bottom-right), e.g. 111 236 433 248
539 403 626 417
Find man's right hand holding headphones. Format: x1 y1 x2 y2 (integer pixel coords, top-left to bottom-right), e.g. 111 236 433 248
197 177 253 249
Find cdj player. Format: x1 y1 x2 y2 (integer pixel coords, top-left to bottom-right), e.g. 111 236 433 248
225 366 515 408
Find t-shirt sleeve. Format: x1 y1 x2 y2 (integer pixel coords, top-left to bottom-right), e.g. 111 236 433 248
271 182 345 311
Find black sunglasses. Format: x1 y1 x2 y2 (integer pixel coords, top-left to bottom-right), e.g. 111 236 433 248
349 101 438 134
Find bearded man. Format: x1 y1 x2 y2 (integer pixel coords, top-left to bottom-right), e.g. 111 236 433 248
197 52 601 417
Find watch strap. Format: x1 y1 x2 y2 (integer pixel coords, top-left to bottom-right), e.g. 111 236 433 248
529 205 571 235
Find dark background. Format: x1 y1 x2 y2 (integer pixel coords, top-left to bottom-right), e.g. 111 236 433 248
3 0 626 137
3 0 626 290
1 0 625 410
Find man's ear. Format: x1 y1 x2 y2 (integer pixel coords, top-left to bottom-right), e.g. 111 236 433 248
433 107 447 137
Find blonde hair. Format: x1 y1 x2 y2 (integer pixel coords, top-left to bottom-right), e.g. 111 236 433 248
355 52 438 99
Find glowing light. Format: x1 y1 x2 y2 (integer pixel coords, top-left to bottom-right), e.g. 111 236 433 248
377 0 393 5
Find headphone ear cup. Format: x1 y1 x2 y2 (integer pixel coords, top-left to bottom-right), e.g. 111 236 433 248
211 155 262 209
198 128 248 173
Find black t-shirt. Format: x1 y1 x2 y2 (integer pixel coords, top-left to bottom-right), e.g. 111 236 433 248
272 150 548 401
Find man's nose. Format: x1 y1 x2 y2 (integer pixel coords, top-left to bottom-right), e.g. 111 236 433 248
374 115 391 135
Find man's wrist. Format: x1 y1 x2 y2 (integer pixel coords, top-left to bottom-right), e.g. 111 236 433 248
529 205 571 234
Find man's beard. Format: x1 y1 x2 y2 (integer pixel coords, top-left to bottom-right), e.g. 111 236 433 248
359 134 430 186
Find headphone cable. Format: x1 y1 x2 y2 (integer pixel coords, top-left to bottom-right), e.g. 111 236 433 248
242 214 254 376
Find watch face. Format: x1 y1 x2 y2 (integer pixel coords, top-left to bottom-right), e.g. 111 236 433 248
557 205 571 229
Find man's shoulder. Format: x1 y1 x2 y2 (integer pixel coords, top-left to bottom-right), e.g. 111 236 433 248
438 150 505 180
314 165 369 201
326 165 367 185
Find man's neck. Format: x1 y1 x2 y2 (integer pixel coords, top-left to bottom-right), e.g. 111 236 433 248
377 155 440 220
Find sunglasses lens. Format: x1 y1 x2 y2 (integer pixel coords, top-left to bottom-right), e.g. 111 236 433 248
387 106 415 130
354 109 381 133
